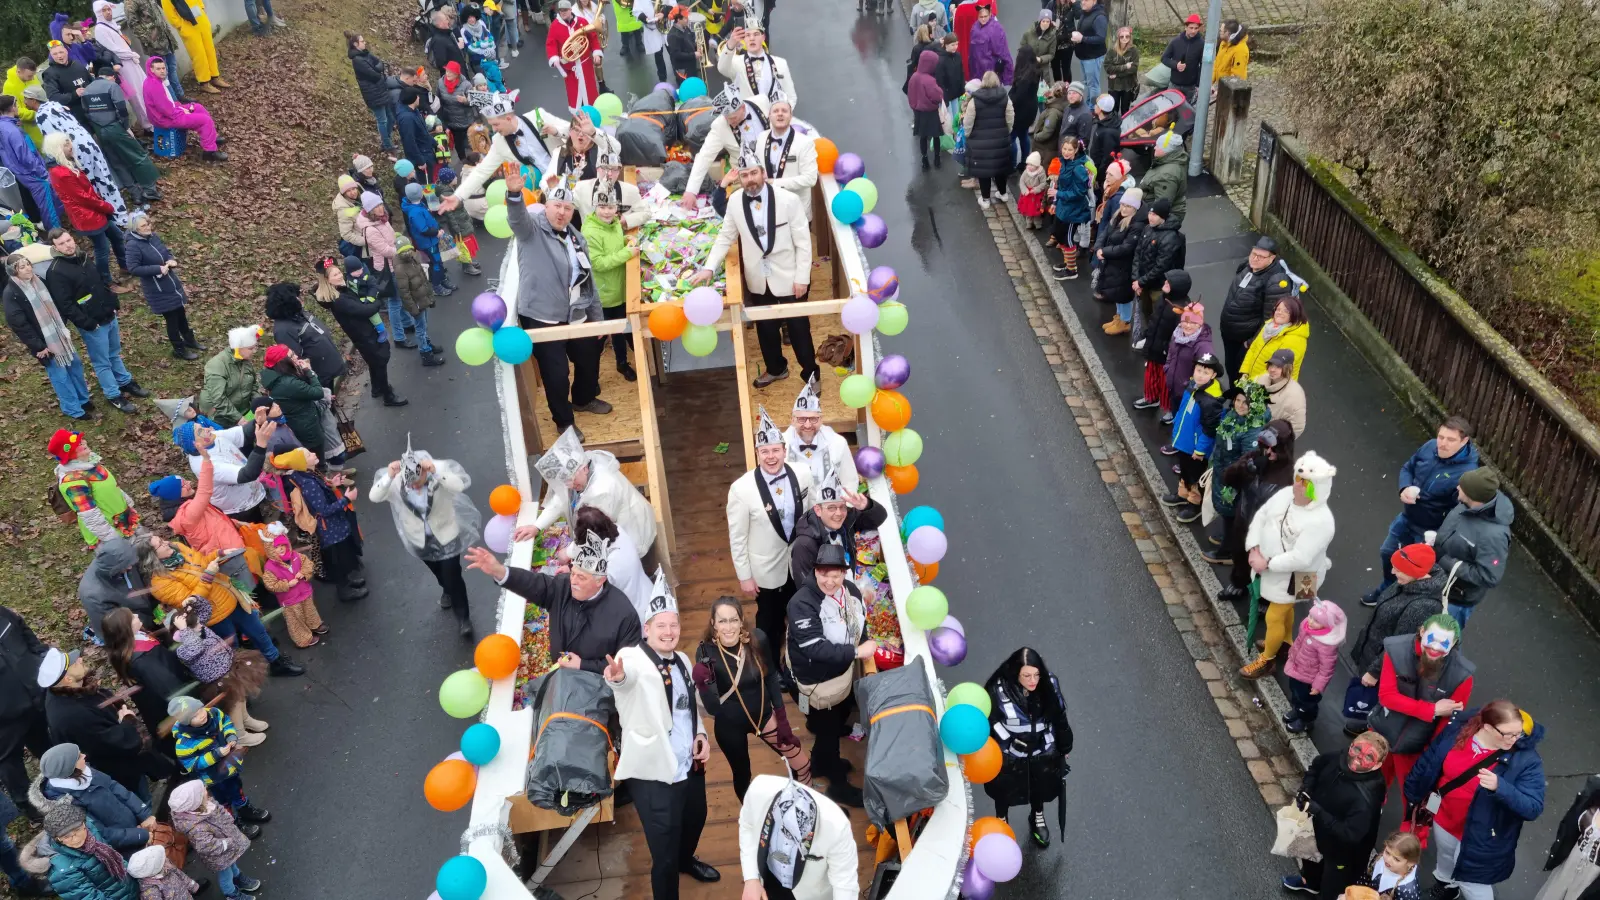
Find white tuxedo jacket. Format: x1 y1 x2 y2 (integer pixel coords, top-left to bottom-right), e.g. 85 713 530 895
610 645 706 783
727 463 814 588
705 185 812 297
784 425 857 491
757 127 818 221
455 109 569 201
717 49 798 109
534 450 657 555
685 99 770 197
738 775 860 900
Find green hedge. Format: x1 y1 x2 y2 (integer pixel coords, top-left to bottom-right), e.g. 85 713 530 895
1 1 95 69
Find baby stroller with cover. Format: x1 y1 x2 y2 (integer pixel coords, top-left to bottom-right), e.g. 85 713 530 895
1119 88 1195 170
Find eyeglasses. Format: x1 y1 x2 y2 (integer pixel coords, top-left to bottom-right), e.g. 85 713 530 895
1494 726 1522 739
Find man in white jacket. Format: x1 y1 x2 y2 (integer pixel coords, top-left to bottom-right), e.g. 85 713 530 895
604 569 720 899
438 91 568 218
717 23 797 108
523 426 657 557
738 774 859 900
785 376 857 491
681 84 771 204
756 93 818 222
574 144 652 229
1242 450 1337 678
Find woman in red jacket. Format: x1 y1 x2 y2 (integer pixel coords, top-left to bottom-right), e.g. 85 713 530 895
41 133 129 290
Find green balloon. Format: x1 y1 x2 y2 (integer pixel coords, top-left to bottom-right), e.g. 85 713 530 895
839 373 876 409
681 323 717 357
876 301 909 336
906 585 948 630
883 428 923 467
455 327 496 366
594 93 625 122
484 205 512 240
845 177 878 215
946 682 992 718
440 669 490 718
485 181 509 207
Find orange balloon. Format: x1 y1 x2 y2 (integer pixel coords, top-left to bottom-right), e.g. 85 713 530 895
648 302 688 341
815 137 839 176
474 633 521 680
913 560 939 584
884 464 919 494
424 759 478 811
962 738 1003 785
489 485 522 517
870 390 912 432
968 815 1015 850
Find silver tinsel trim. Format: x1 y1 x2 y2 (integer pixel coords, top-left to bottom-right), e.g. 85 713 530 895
460 823 520 867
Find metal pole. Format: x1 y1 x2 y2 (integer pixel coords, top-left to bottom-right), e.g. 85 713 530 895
1187 0 1223 177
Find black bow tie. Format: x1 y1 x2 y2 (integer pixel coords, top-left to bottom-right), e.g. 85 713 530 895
768 475 786 485
797 444 817 452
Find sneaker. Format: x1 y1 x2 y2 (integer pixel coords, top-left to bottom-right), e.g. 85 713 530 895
108 396 139 414
753 369 790 388
236 823 262 839
1200 548 1230 565
225 892 255 900
271 14 286 24
1053 268 1078 281
1175 504 1201 524
1282 875 1315 894
439 591 452 609
618 361 637 382
1132 338 1146 350
432 286 452 296
1159 411 1175 425
1029 810 1050 848
1426 883 1462 900
1158 444 1179 456
172 346 200 360
236 875 262 892
1132 397 1161 410
269 656 305 676
512 48 520 57
996 191 1011 203
1160 491 1186 507
977 197 991 209
422 350 447 367
1360 588 1382 608
398 337 418 349
121 380 150 398
574 398 613 414
1285 717 1310 734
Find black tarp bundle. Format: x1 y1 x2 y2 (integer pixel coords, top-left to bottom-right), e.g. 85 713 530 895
678 97 714 150
855 656 948 830
524 668 616 815
617 87 680 166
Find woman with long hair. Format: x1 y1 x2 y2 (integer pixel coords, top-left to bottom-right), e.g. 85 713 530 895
33 95 131 232
40 134 128 288
314 256 405 407
1010 46 1041 169
99 607 187 755
983 647 1072 848
961 70 1015 209
693 596 811 801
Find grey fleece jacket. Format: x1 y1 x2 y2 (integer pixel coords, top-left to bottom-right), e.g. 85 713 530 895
506 200 603 325
1434 492 1514 607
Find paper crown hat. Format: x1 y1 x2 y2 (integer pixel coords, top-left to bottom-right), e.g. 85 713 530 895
473 89 521 118
767 88 790 108
711 83 744 117
815 454 845 503
571 530 611 576
737 143 766 171
536 426 587 487
546 173 579 203
793 374 821 413
153 396 195 426
644 566 677 622
754 405 783 447
400 433 423 483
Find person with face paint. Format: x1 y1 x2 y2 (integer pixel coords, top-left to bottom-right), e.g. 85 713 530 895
1240 451 1337 679
1367 614 1475 793
1282 731 1391 898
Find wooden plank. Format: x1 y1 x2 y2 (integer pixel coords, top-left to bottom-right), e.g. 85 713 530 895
740 297 849 322
625 166 643 316
894 818 914 862
632 308 676 558
516 360 546 455
731 310 758 471
507 791 614 834
523 319 631 342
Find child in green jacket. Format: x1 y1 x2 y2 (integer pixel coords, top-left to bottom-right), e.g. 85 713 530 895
579 192 638 381
393 235 444 366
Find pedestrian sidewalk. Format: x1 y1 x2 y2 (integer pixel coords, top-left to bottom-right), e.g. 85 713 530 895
1003 177 1600 898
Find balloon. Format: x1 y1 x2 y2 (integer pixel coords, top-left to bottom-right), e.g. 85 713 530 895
655 81 676 94
940 614 963 636
814 137 839 175
884 463 919 493
484 181 508 208
901 505 944 535
946 682 991 716
455 328 496 366
974 833 1023 883
844 177 878 214
594 93 624 122
444 751 466 763
963 739 1004 784
905 585 948 630
838 374 876 409
939 702 989 755
962 856 995 900
839 294 879 335
488 485 521 516
482 514 516 554
436 855 488 900
677 77 707 101
460 722 502 765
907 524 948 564
928 626 967 666
474 633 521 680
483 204 512 239
855 213 887 248
874 353 910 390
833 151 865 184
648 302 688 341
882 428 923 467
866 265 899 303
870 389 911 431
969 815 1015 848
423 759 477 811
681 323 717 356
683 286 724 326
830 189 863 225
492 326 533 365
578 105 601 127
471 292 508 330
913 559 940 583
876 301 909 336
855 446 886 479
439 669 490 718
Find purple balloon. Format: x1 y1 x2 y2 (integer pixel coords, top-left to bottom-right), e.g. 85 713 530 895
867 265 899 304
855 213 887 248
472 292 508 330
928 626 967 667
875 354 910 390
906 525 948 564
974 833 1023 883
840 294 879 335
855 446 886 479
833 151 865 184
962 857 995 900
941 614 964 636
483 514 516 554
655 81 676 95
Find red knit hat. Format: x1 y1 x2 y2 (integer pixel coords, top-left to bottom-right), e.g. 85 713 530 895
48 428 82 463
262 345 290 369
1391 543 1436 580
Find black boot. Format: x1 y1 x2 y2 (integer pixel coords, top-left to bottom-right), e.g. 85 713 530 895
1030 809 1050 848
617 359 636 382
383 389 410 407
203 149 229 162
120 380 150 398
187 337 208 351
236 803 272 823
825 777 863 807
268 656 305 677
172 345 200 360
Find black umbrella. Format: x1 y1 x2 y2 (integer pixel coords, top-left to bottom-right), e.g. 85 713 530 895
1058 761 1071 835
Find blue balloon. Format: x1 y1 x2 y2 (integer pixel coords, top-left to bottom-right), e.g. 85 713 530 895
460 723 501 766
579 105 601 127
492 326 533 365
677 77 707 101
901 505 945 536
831 189 864 225
939 703 989 755
436 855 487 900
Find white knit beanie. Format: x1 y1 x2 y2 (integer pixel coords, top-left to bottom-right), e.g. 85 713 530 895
128 846 167 879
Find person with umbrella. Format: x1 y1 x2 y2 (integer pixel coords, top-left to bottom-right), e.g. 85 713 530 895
983 646 1072 848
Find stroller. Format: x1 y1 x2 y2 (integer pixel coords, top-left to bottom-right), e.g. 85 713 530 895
1119 88 1195 170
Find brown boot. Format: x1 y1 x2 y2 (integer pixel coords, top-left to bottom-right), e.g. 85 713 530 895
1240 654 1276 679
1184 481 1204 505
211 76 233 88
1104 316 1131 335
200 82 221 94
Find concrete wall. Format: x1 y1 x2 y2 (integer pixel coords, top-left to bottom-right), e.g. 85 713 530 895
152 0 251 77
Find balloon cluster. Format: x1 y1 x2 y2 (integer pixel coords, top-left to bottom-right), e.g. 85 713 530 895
483 484 522 552
579 93 624 128
481 171 523 240
425 632 522 899
819 139 887 252
842 352 919 494
945 679 1021 898
645 285 723 357
455 292 530 367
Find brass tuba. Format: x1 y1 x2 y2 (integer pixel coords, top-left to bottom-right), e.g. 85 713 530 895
560 20 602 61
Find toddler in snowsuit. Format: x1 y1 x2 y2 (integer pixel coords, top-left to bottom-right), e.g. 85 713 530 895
128 844 200 900
434 167 483 276
401 182 454 295
393 234 444 365
1281 598 1347 733
428 115 454 176
168 779 262 900
580 189 638 379
259 522 325 648
1017 151 1048 229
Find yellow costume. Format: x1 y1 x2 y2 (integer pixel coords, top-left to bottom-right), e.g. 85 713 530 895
162 0 221 84
1213 34 1250 83
2 65 43 147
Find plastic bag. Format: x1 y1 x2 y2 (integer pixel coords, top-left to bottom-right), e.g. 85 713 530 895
1271 804 1321 861
524 668 616 815
657 161 690 195
855 656 948 830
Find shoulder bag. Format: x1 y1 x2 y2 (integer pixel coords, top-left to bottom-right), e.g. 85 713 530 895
1401 750 1506 851
1279 505 1320 601
334 400 365 457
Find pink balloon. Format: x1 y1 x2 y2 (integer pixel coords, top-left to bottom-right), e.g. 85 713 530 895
683 286 724 327
941 614 964 636
856 446 886 479
974 833 1023 883
484 514 517 554
906 525 948 564
962 857 995 900
839 294 879 335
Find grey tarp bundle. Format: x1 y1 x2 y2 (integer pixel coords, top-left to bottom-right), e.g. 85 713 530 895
524 668 617 815
855 655 948 830
617 88 680 166
633 87 682 144
678 98 714 150
657 161 690 195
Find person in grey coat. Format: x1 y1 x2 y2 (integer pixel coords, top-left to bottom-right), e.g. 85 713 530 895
504 169 611 438
32 745 153 854
1433 467 1514 630
77 537 154 641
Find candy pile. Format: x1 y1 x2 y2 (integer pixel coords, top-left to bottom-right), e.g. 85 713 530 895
636 216 726 305
512 522 572 711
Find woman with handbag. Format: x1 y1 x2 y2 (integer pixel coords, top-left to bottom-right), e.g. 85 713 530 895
1536 774 1600 900
693 596 811 801
1281 731 1390 898
785 544 875 808
983 647 1072 849
1402 700 1546 900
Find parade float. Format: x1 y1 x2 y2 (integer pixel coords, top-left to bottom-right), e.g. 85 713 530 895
411 101 1028 900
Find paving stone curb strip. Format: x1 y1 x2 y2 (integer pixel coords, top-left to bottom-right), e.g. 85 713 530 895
984 199 1318 809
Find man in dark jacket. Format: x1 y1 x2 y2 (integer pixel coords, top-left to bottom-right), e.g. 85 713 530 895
935 34 967 103
0 607 50 823
1129 198 1185 345
464 541 642 670
265 281 346 388
1361 417 1479 606
348 41 398 154
396 89 435 181
77 537 154 640
786 545 874 806
1433 467 1513 629
45 230 146 414
327 256 407 407
1071 0 1109 99
788 473 887 589
666 9 700 82
1219 236 1291 381
1345 543 1445 734
40 42 93 124
1161 14 1205 100
1282 734 1389 897
424 8 470 75
1059 81 1095 150
81 65 161 204
1087 95 1122 190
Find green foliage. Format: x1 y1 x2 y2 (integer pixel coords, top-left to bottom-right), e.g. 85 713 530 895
0 1 95 69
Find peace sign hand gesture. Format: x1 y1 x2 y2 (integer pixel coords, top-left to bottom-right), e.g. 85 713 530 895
602 654 625 683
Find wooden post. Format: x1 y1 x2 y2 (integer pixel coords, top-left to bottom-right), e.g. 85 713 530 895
1208 77 1253 186
630 309 676 558
1250 122 1281 232
515 360 545 455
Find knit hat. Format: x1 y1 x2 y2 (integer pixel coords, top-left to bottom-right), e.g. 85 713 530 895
396 234 416 253
172 419 204 456
352 153 374 173
148 475 184 502
272 448 311 472
425 114 441 129
1149 197 1172 219
262 344 290 369
343 255 365 275
1119 187 1144 209
337 174 357 192
1391 543 1435 580
167 695 203 720
1025 151 1041 167
964 79 981 94
1268 348 1296 369
127 846 167 879
1459 467 1499 503
266 520 291 552
47 428 82 462
1039 8 1052 19
167 780 207 813
1096 94 1115 112
1185 12 1202 24
1155 129 1183 154
95 61 116 76
1066 81 1086 100
395 158 415 177
39 743 80 780
41 792 86 837
405 182 424 202
359 191 383 213
438 166 456 184
1180 302 1205 325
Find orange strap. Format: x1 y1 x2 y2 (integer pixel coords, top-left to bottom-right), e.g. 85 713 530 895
532 711 614 757
869 704 934 726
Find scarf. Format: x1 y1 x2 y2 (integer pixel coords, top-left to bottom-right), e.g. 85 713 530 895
81 831 128 881
1260 320 1290 342
761 781 818 889
1171 325 1203 346
14 275 77 364
742 184 777 256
